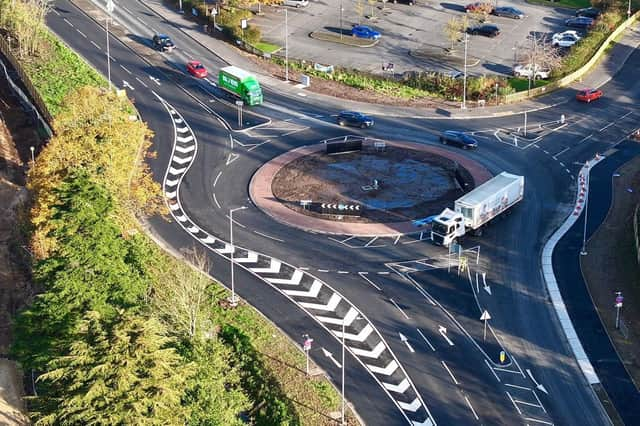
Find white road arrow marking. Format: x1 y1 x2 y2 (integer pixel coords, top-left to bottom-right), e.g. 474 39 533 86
350 341 386 358
250 258 281 274
234 251 258 264
283 280 322 298
398 397 422 412
122 80 134 90
366 360 398 376
321 348 342 368
333 324 373 342
300 293 341 312
526 369 548 395
226 153 239 165
266 269 304 285
383 378 410 394
482 272 492 295
399 333 415 353
438 326 454 346
317 307 360 326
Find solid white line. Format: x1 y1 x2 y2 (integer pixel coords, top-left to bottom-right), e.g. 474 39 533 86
120 64 132 74
253 230 284 242
532 390 547 413
552 147 570 159
515 399 543 409
599 122 615 132
212 193 221 209
76 29 87 38
523 418 554 425
513 356 526 378
213 171 222 187
441 361 459 385
393 234 401 245
63 18 74 27
365 236 379 247
416 328 435 351
494 367 521 374
620 111 634 119
485 360 501 382
465 395 479 420
504 383 530 391
506 391 522 415
358 272 382 291
389 298 410 320
90 40 101 50
52 8 60 15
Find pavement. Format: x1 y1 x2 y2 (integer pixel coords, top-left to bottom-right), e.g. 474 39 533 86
142 0 640 119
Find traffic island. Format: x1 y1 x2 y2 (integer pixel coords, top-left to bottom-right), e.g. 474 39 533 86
250 137 492 235
309 31 380 47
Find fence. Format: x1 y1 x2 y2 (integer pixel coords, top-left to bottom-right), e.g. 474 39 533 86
0 35 54 130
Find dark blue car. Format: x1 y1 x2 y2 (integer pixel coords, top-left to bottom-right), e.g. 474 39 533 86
565 16 594 29
337 111 374 128
440 131 478 149
351 25 381 40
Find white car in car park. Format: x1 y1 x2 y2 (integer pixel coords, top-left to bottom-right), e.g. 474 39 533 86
552 30 581 47
513 64 551 79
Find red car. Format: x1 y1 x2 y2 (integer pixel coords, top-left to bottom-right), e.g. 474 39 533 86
186 61 208 78
465 2 493 13
576 88 603 103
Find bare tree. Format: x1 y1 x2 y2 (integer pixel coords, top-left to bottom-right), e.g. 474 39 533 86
516 33 563 92
443 16 466 52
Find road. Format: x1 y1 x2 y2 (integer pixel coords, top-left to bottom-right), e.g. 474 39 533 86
44 0 640 424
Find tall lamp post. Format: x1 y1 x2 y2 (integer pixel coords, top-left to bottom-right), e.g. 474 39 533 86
229 206 247 306
340 0 344 40
462 33 468 109
106 0 114 91
284 7 289 82
628 0 632 18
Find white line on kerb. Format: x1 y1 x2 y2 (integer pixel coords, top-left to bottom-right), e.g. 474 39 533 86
485 359 500 382
253 230 284 242
389 298 410 320
441 361 459 385
465 395 479 420
90 40 101 50
416 328 435 351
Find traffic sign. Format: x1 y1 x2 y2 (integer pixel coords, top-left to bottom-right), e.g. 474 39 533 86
303 336 313 351
615 294 624 308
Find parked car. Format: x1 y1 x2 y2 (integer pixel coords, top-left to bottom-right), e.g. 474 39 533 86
186 61 208 78
152 34 175 52
565 17 594 29
283 0 309 7
552 30 581 47
439 131 478 149
492 6 524 19
513 64 550 79
576 88 603 102
576 7 601 19
467 24 500 37
337 111 374 128
465 2 493 13
351 25 381 40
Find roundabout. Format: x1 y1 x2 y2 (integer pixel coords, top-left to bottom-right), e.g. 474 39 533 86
250 138 492 235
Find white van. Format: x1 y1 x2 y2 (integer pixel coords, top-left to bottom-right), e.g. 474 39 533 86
284 0 309 7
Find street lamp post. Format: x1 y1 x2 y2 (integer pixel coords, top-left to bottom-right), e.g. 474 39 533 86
284 8 289 82
29 146 35 165
462 33 468 109
229 206 247 307
495 83 499 105
628 0 632 18
340 0 344 40
106 0 114 91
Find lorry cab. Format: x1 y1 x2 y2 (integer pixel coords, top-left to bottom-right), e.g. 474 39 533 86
430 208 465 246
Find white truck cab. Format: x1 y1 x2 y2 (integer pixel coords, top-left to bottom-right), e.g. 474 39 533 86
430 208 466 246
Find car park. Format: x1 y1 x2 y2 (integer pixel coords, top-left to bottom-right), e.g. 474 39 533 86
467 24 500 37
337 111 374 128
186 61 208 78
492 6 525 19
513 64 550 79
565 17 594 29
152 34 175 52
576 7 601 19
439 131 478 149
552 30 581 47
576 88 603 102
283 0 309 7
351 25 381 40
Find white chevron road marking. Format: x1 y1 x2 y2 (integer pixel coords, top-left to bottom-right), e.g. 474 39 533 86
333 324 373 342
165 178 179 186
187 226 200 233
316 307 360 326
176 126 189 133
250 258 281 274
366 360 399 376
199 235 216 244
350 341 386 358
172 156 193 165
412 419 434 426
266 269 304 285
165 190 177 199
169 166 187 175
234 251 258 263
177 135 194 143
174 118 183 124
175 215 188 222
216 244 235 254
383 378 410 394
300 293 341 312
175 145 195 154
398 397 422 412
283 280 322 297
169 203 180 211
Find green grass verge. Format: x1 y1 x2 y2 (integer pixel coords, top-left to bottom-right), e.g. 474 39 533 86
253 41 281 54
508 77 550 92
526 0 590 9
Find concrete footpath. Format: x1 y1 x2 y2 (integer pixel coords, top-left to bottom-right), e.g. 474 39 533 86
141 0 640 119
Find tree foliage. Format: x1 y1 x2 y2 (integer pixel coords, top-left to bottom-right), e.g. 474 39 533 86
0 0 49 58
32 310 191 426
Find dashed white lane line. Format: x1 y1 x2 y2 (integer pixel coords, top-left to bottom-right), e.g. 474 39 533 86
506 391 522 415
599 122 615 132
135 77 148 88
552 147 569 159
441 361 459 385
63 18 74 27
416 328 436 352
389 298 410 320
90 40 101 50
121 5 132 14
485 359 501 382
213 171 222 187
358 271 382 291
52 8 60 15
253 230 284 243
299 267 309 270
337 270 349 274
120 65 132 74
318 269 329 273
578 133 594 143
465 395 479 420
76 29 87 38
212 193 221 209
378 271 390 275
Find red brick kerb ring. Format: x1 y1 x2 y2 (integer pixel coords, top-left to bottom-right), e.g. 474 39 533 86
249 140 492 236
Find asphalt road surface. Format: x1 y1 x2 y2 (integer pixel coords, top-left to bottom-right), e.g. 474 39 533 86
43 0 640 424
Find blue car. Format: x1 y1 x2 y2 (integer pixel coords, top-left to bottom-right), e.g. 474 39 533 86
439 131 478 149
351 25 381 40
337 111 374 128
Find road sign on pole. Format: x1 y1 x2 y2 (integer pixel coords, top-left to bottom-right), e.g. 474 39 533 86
480 310 491 341
303 334 313 375
615 292 624 329
499 350 506 364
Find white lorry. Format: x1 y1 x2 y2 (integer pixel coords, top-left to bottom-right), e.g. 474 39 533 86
430 172 524 247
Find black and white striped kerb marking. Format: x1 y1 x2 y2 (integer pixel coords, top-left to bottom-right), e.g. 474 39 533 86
154 93 436 426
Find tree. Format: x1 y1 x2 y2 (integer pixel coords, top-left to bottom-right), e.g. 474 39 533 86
444 16 466 52
32 310 192 425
